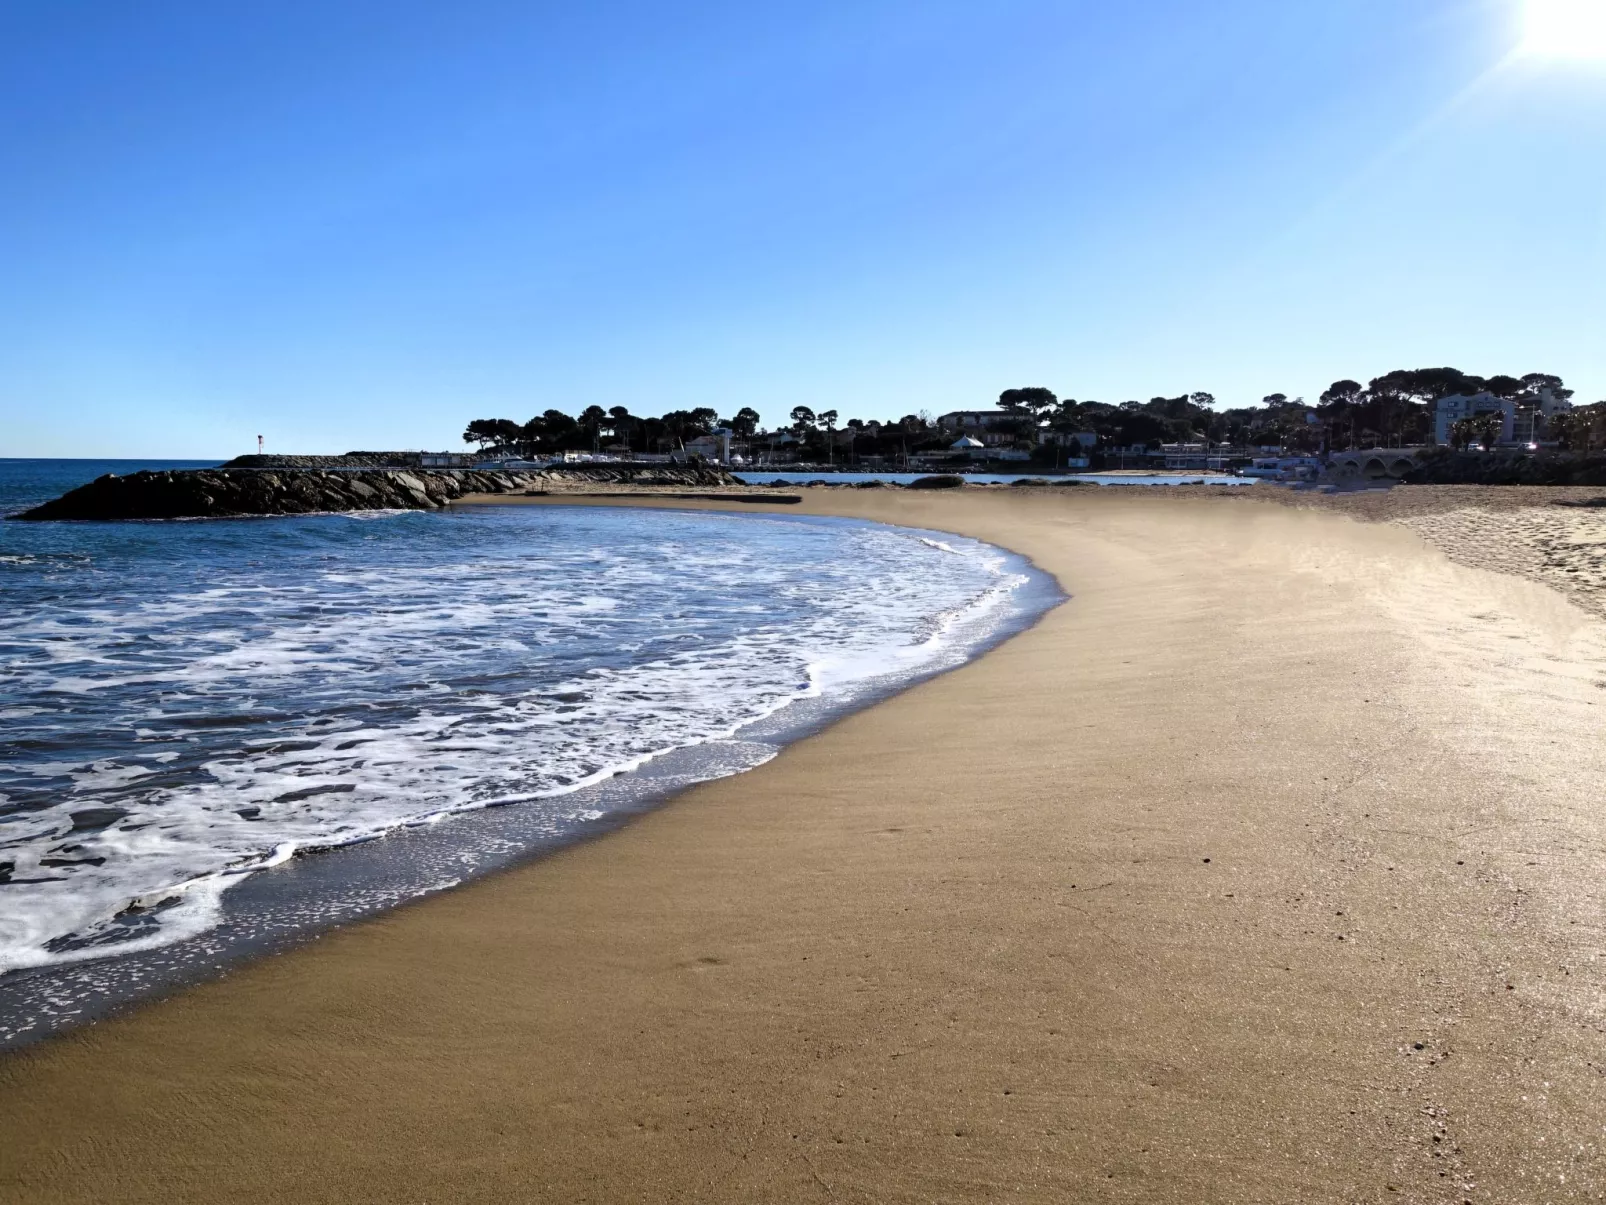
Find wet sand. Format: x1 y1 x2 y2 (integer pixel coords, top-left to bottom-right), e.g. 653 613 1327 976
5 486 1606 1202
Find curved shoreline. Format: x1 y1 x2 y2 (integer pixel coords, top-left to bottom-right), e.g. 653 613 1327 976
0 509 1060 1050
6 488 1606 1202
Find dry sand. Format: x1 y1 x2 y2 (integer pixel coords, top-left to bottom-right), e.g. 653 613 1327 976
5 486 1606 1202
1275 484 1606 621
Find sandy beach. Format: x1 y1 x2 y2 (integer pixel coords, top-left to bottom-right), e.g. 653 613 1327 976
6 485 1606 1202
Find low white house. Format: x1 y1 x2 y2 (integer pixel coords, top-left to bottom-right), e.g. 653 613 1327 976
681 429 734 463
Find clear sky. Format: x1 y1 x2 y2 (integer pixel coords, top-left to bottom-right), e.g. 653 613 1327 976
2 0 1604 457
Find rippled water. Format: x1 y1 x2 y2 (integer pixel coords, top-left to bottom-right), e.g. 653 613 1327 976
1 461 1043 992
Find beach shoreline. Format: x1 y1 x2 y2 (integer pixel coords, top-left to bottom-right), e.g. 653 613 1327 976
5 486 1606 1201
0 508 1061 1052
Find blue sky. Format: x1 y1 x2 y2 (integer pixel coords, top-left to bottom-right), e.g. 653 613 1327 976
2 0 1603 457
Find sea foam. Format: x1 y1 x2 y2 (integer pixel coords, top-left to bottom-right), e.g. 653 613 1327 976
0 504 1034 976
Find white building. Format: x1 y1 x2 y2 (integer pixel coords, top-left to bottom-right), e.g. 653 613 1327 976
1160 441 1206 469
939 409 1015 430
1526 388 1574 443
1434 393 1515 445
1041 430 1097 449
1436 388 1581 446
937 410 1026 447
681 430 733 463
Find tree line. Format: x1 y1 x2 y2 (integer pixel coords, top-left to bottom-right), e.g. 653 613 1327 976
1003 369 1588 454
464 406 763 458
461 366 1602 462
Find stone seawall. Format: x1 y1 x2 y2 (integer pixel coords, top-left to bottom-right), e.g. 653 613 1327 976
1402 450 1606 486
13 464 739 521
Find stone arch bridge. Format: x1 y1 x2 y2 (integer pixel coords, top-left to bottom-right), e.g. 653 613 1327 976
1326 448 1428 481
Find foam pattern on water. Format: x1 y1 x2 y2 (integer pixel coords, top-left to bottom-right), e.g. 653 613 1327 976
0 501 1021 973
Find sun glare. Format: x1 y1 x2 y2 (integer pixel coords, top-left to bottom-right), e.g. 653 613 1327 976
1524 0 1606 58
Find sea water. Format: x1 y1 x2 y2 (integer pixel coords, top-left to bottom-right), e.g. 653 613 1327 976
0 460 1058 1044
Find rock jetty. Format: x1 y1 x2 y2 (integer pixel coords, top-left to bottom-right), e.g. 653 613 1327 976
14 463 739 521
220 453 454 470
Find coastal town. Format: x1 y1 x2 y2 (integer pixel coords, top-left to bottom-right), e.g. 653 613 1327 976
453 366 1606 484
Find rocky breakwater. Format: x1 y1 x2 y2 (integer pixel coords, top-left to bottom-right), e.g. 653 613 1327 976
220 453 441 470
13 463 740 521
13 468 536 520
